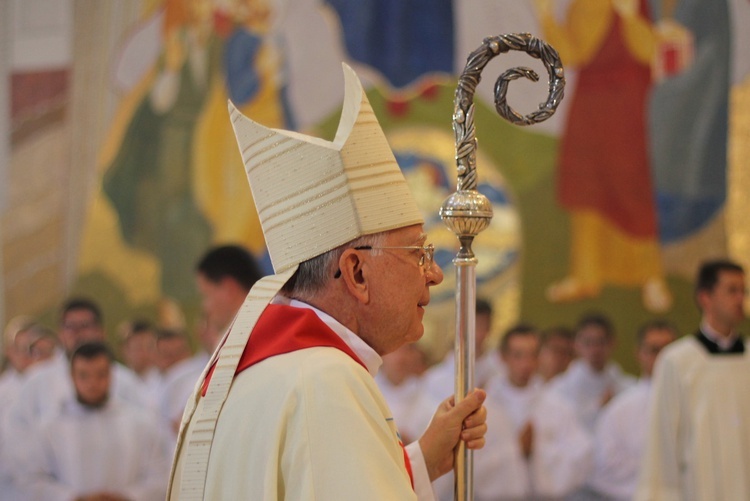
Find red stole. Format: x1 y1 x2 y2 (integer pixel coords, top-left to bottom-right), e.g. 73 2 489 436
200 304 414 488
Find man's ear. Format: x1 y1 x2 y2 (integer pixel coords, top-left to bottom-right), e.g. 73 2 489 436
338 249 369 304
220 275 243 293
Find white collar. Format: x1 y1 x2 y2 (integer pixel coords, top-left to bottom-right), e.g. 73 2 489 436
270 296 383 377
701 320 740 350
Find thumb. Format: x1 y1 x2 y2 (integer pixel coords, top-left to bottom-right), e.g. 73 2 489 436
449 388 486 421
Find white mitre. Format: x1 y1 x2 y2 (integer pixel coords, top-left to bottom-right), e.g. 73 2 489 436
168 63 424 500
229 62 424 272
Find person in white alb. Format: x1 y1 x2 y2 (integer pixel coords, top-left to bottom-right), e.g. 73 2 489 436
0 320 57 501
635 260 750 500
549 313 635 431
4 298 151 492
162 244 266 437
156 245 267 436
118 319 161 404
376 342 437 444
167 63 487 501
0 317 38 403
537 325 575 383
15 341 170 501
589 319 677 500
422 297 504 400
194 244 264 338
154 327 206 438
0 320 56 424
472 324 593 500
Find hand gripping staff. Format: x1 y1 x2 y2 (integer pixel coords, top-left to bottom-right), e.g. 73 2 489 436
441 33 565 501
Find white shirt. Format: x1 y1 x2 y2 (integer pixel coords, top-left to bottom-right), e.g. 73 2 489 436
157 353 207 436
422 350 505 400
549 359 635 431
635 336 750 500
138 366 164 408
0 368 24 426
474 374 593 500
15 397 169 501
375 371 438 444
590 378 652 500
0 368 26 501
5 352 153 472
9 352 151 421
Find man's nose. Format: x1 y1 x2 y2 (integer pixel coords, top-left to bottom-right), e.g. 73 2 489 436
427 261 444 285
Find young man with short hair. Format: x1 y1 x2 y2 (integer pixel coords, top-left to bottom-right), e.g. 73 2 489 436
591 319 678 500
471 325 592 500
15 341 169 501
549 313 635 430
636 260 750 499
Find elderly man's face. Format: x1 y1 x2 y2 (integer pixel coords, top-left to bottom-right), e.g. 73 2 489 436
360 224 443 355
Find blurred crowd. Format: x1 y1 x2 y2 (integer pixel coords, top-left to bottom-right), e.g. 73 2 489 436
0 252 747 501
0 245 261 501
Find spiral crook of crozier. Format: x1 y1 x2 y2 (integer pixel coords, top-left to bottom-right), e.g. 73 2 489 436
452 32 565 192
443 34 565 501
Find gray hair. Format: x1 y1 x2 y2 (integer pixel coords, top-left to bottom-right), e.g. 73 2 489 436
281 232 386 301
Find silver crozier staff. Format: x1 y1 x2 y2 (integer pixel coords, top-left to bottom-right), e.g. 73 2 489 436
439 33 565 501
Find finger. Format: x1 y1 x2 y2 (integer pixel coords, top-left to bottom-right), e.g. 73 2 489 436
461 422 487 442
464 437 486 450
438 394 457 410
452 389 487 419
462 404 487 428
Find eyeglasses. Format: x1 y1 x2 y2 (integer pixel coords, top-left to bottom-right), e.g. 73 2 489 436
356 244 435 268
334 244 435 278
61 321 99 332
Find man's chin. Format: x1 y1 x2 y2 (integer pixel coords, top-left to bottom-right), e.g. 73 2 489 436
76 394 109 409
411 324 425 342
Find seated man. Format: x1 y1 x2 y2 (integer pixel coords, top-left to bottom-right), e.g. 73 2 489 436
0 319 56 418
475 325 592 500
376 342 437 444
195 244 263 337
549 313 634 430
422 297 504 398
118 319 161 397
537 325 575 383
15 341 170 501
0 319 57 501
590 319 677 500
6 299 151 434
155 328 205 437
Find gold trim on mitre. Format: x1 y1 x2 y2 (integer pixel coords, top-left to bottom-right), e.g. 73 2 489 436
228 62 424 273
